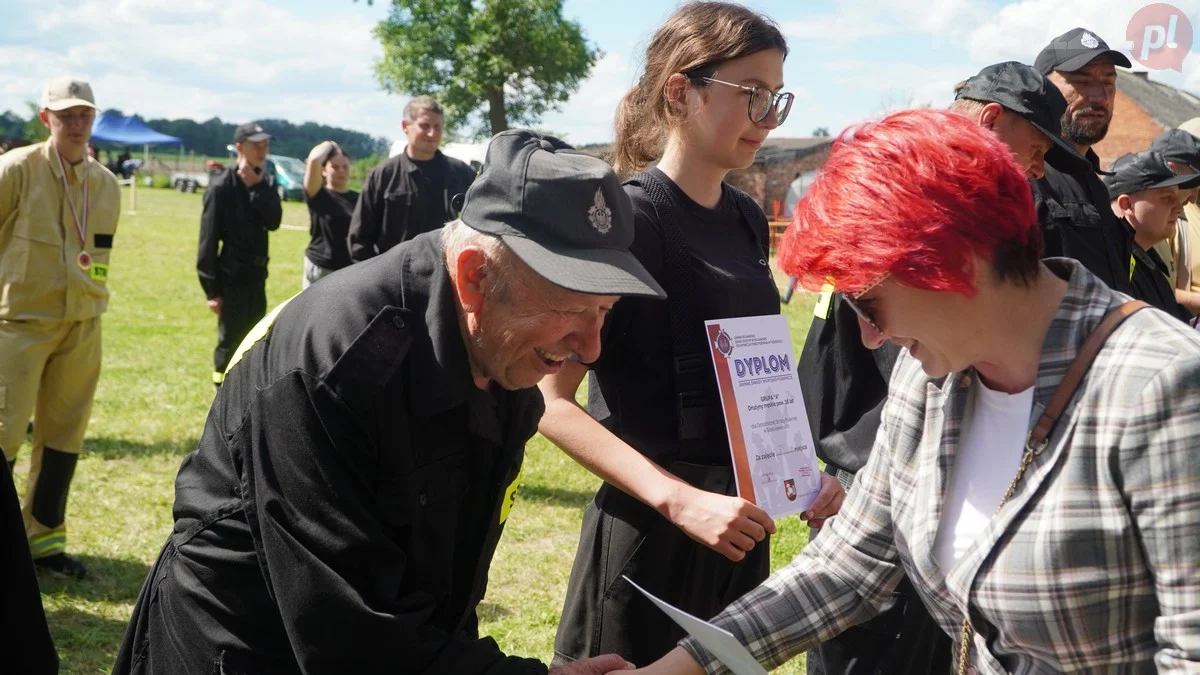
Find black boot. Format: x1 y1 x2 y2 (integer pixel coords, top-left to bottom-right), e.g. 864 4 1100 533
33 552 88 579
30 448 86 579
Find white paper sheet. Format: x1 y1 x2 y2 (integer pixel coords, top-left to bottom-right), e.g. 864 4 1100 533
704 314 821 519
623 575 768 675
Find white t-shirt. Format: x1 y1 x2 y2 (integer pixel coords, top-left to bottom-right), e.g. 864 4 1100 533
932 376 1034 572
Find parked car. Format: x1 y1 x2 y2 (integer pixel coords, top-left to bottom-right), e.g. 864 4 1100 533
265 154 306 202
221 144 305 201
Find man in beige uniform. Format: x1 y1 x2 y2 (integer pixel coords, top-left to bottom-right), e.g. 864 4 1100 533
0 76 120 579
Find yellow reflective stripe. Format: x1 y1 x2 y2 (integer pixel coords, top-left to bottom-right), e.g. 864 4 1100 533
499 464 523 524
224 295 297 377
813 282 835 320
29 532 66 557
212 371 225 384
1130 254 1136 281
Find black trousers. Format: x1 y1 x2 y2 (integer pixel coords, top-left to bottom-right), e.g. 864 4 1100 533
807 466 952 675
213 280 267 379
1 458 59 674
554 462 770 668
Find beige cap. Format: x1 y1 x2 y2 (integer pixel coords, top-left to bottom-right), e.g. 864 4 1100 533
1179 117 1200 138
41 76 96 112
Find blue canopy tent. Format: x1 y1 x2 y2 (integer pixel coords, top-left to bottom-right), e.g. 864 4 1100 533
90 112 182 212
90 111 181 146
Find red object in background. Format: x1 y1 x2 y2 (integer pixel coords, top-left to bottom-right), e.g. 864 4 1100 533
772 199 781 220
205 160 225 171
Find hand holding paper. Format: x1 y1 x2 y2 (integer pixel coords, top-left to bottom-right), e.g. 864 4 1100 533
623 575 767 675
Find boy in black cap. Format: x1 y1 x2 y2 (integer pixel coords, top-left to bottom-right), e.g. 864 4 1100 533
115 129 659 675
1031 28 1137 295
796 61 1087 675
1148 127 1200 313
1105 151 1200 321
196 121 282 387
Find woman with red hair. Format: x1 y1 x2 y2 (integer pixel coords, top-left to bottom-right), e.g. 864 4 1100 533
624 109 1200 674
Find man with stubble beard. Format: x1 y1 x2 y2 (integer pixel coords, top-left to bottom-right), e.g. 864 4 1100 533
1031 28 1138 295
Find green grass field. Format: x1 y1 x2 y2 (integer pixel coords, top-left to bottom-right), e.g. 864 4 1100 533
9 187 819 674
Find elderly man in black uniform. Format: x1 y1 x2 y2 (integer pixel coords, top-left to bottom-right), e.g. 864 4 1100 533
1032 27 1137 294
798 62 1093 675
113 130 663 675
197 121 282 388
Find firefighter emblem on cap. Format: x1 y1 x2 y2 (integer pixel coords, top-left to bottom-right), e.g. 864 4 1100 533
68 82 81 97
1081 32 1099 48
588 187 612 234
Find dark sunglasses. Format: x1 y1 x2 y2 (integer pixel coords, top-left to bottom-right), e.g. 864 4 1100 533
684 73 794 125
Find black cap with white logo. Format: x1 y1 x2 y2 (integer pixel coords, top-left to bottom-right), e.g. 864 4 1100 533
1035 27 1133 75
233 122 272 144
460 129 665 299
1103 151 1200 199
956 61 1091 174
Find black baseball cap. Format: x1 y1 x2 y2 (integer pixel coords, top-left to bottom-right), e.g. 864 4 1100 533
1149 129 1200 172
1103 151 1200 199
1035 28 1132 75
233 122 272 144
460 129 666 299
956 61 1091 174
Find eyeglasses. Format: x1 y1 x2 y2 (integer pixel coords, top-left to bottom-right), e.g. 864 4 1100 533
839 293 883 334
838 272 890 334
686 74 794 125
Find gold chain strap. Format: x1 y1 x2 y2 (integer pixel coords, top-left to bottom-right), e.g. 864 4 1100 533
951 299 1148 674
956 439 1043 675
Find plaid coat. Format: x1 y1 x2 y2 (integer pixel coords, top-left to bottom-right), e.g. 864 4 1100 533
681 259 1200 673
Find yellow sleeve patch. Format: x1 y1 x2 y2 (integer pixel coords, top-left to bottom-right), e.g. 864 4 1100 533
813 283 835 320
89 263 109 282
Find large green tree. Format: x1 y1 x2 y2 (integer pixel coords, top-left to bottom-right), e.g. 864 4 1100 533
371 0 599 138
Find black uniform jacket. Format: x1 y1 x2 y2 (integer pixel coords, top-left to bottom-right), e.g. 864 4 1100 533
197 166 282 300
1032 151 1136 295
797 294 900 473
348 151 475 262
1130 240 1192 322
116 233 549 675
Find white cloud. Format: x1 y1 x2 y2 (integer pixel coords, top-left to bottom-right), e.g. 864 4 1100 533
780 0 990 41
963 0 1200 68
0 0 406 143
539 52 636 143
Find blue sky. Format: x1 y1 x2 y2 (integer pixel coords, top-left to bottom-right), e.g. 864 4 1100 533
3 0 1200 148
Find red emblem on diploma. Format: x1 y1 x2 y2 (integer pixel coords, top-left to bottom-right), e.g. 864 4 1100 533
714 328 733 358
784 478 797 501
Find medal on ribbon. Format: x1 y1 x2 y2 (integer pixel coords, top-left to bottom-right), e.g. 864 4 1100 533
54 146 91 273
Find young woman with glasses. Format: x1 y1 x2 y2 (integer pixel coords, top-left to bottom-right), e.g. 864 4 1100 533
536 2 842 667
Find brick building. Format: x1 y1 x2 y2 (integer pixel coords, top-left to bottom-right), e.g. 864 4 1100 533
724 137 832 220
1092 69 1200 169
579 137 833 219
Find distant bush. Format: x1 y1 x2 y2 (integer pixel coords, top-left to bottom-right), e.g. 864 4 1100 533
151 174 171 189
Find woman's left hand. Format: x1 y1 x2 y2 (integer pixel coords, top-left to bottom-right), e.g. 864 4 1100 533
801 473 846 529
